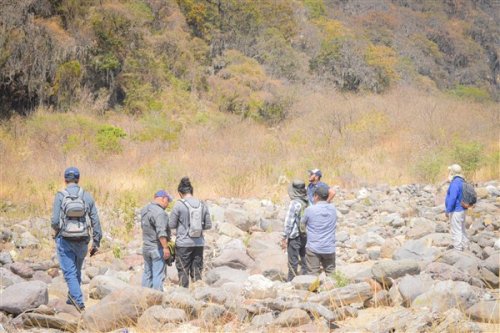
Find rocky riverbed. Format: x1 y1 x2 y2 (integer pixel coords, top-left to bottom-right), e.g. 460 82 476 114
1 182 499 332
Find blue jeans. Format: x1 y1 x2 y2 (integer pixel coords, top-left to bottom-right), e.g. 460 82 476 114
142 247 166 291
56 237 88 307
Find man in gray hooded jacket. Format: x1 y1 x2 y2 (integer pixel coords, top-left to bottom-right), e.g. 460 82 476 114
281 180 309 281
169 177 212 288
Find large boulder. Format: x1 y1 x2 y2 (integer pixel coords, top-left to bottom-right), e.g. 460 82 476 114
0 281 48 315
434 308 481 333
88 275 129 299
212 248 255 270
205 266 249 286
483 252 499 276
369 308 433 333
247 232 287 274
217 223 246 238
163 290 202 317
393 239 438 261
244 275 276 299
83 286 163 332
21 312 78 332
137 306 187 331
398 274 434 306
406 218 435 239
14 231 40 248
371 260 420 287
466 300 500 323
10 262 35 278
273 308 310 327
224 206 252 231
412 280 480 312
310 282 373 308
0 267 25 288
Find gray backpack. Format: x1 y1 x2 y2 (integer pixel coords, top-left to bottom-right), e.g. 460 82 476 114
461 182 477 208
180 199 203 238
59 188 90 239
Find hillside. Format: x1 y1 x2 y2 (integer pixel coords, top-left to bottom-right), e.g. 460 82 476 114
0 0 499 216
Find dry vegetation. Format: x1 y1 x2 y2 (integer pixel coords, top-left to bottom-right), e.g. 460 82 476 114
0 0 499 218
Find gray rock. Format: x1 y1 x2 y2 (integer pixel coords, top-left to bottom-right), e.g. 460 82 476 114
32 271 53 284
212 248 255 270
83 287 163 332
273 308 310 327
209 204 225 223
421 233 453 247
0 267 24 288
200 304 227 324
371 260 421 287
406 217 434 239
205 266 249 286
244 275 276 299
364 290 392 308
311 282 373 307
393 239 438 261
10 262 34 278
291 275 321 290
296 302 336 322
0 252 13 265
225 206 252 231
483 251 499 275
398 274 434 306
193 287 227 304
356 232 385 249
137 306 187 330
0 281 48 315
217 223 246 238
332 305 358 320
466 300 500 323
337 231 350 243
479 266 499 288
380 238 401 259
21 313 78 332
14 231 39 248
412 280 480 313
494 238 500 250
434 308 481 333
163 291 201 317
369 308 433 333
424 262 475 283
250 312 274 327
89 275 129 299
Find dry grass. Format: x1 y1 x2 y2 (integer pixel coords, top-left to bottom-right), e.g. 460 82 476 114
0 87 498 220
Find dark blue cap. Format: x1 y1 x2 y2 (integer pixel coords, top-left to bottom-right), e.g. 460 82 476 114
64 167 80 180
308 168 322 178
154 190 173 201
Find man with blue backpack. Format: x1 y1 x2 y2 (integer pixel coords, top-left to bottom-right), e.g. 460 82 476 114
51 167 102 312
445 164 476 251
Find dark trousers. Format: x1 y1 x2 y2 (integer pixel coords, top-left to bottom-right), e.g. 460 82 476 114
305 248 335 275
287 235 308 281
175 246 204 288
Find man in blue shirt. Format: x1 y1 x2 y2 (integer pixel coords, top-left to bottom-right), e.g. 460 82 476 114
301 186 337 275
307 169 336 205
51 167 102 312
445 164 469 251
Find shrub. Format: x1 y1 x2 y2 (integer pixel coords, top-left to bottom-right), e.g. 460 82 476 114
450 85 491 102
114 191 138 235
303 0 326 19
331 270 350 288
414 151 444 183
96 125 127 153
451 140 484 178
52 60 83 111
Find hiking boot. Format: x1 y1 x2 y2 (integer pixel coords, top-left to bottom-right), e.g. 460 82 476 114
66 293 85 313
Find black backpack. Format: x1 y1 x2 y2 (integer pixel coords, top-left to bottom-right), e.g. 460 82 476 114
461 181 477 209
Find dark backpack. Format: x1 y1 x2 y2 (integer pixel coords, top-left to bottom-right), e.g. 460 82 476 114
461 182 477 209
59 188 90 239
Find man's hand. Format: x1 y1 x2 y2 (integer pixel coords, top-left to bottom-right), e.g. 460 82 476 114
89 246 98 257
280 238 287 251
163 247 171 260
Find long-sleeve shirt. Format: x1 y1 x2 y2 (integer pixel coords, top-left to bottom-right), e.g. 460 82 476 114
51 183 102 247
283 200 304 240
445 176 465 213
141 202 171 253
168 197 212 247
301 201 337 254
